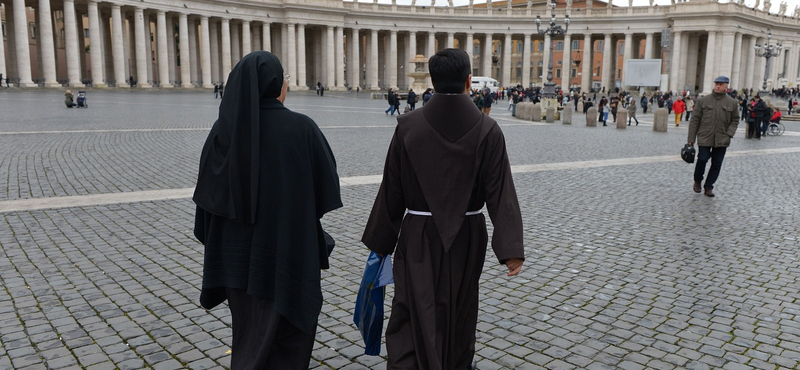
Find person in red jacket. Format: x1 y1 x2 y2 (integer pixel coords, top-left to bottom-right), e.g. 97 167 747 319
673 97 686 127
770 108 782 123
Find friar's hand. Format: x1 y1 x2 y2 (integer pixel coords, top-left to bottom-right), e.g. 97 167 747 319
505 258 523 276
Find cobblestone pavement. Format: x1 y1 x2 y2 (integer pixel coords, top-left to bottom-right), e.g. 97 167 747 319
1 89 800 370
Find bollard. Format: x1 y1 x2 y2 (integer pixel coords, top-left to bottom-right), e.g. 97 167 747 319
562 107 572 125
577 101 584 113
586 107 598 127
616 110 627 129
532 104 542 122
653 107 668 132
546 106 556 123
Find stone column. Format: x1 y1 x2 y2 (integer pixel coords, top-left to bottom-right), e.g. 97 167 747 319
352 28 361 89
325 26 335 88
563 33 572 92
745 36 756 90
730 32 742 90
601 33 612 91
297 24 307 89
502 33 512 87
210 20 220 83
678 33 689 92
718 32 735 88
241 21 251 56
166 16 176 84
483 34 492 77
407 31 416 87
644 32 654 59
669 31 682 92
621 33 632 90
101 11 114 84
466 33 474 72
287 23 297 88
281 24 288 65
221 18 232 82
686 36 700 92
111 5 126 87
522 34 531 86
133 7 151 87
5 1 18 79
179 13 192 87
389 30 398 88
582 34 592 92
702 31 717 94
144 14 153 85
371 29 380 90
231 22 241 66
63 0 84 87
38 0 59 86
156 11 171 88
200 16 212 88
542 33 551 82
447 32 455 49
262 23 271 51
10 0 34 86
336 26 346 89
0 4 5 80
188 18 199 84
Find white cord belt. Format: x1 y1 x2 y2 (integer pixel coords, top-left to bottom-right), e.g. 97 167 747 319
407 210 482 216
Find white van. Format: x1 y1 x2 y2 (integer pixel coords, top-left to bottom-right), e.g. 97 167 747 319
471 76 499 93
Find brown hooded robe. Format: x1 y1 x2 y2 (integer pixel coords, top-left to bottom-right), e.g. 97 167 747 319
362 93 524 370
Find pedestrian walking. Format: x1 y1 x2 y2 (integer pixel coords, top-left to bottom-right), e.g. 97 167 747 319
684 97 694 121
362 48 524 370
407 89 416 111
673 97 686 127
627 97 639 125
385 88 397 116
193 51 342 369
687 76 739 197
213 83 219 99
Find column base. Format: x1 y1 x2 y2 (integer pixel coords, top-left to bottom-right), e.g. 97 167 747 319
160 84 174 89
202 84 214 89
332 86 347 92
43 81 62 88
18 81 38 88
139 83 153 88
370 86 381 91
69 82 86 88
181 84 194 88
93 83 108 88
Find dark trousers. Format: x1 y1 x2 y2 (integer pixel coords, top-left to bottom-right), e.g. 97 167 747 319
227 288 316 370
685 111 691 121
694 146 727 190
747 118 760 138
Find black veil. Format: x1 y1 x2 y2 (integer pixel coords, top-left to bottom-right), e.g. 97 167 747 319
193 51 285 223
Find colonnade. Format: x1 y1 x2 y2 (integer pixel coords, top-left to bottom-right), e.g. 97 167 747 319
1 0 798 94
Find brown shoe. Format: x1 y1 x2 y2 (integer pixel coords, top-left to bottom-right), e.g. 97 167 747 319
693 181 701 193
704 188 715 197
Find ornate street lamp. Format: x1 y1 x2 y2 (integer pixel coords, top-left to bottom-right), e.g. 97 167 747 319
536 0 569 99
754 29 782 93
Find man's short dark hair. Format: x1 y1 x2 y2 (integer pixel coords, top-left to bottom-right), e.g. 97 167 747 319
428 48 471 94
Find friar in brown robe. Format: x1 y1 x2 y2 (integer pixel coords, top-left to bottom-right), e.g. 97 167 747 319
362 48 525 370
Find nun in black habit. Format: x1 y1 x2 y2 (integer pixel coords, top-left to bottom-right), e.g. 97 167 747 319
193 51 342 370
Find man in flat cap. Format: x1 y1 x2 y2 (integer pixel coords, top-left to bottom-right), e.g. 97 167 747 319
687 76 739 197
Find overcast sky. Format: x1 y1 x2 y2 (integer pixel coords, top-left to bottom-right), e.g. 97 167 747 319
368 0 800 15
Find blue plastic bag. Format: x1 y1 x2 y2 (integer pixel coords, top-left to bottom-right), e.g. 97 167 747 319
353 252 394 355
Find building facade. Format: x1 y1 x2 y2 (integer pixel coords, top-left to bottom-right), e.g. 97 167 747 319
1 0 799 94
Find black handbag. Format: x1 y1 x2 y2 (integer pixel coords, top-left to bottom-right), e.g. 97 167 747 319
681 144 696 164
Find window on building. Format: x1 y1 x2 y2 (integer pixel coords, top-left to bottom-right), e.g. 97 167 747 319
538 61 543 66
537 67 543 77
556 41 563 51
572 40 580 50
84 28 89 38
557 61 562 65
474 45 480 55
1 22 5 38
517 42 523 53
517 61 522 67
29 23 36 39
571 68 577 78
617 69 621 79
597 40 603 51
556 69 561 78
538 41 544 52
596 66 601 76
618 42 624 55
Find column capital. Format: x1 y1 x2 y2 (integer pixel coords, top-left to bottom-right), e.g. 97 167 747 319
157 10 167 15
200 15 209 20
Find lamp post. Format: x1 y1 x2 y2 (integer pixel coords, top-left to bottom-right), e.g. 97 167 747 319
536 0 569 99
754 29 782 93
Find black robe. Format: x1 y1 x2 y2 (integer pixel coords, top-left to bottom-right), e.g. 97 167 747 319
362 93 525 370
195 99 342 334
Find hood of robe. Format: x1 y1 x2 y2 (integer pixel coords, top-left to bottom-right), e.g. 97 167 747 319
401 93 492 252
193 51 285 223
